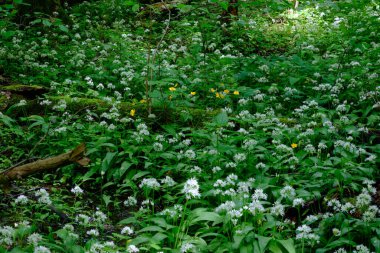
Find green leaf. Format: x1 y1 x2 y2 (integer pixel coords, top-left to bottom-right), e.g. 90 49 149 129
214 111 229 126
115 161 132 180
102 194 112 207
138 226 165 233
267 241 282 253
42 19 52 27
132 171 150 181
371 237 380 252
256 235 272 253
190 211 223 226
132 4 140 12
289 77 300 85
59 25 69 33
277 239 296 253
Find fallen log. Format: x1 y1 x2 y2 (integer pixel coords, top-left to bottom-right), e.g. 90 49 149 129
0 143 89 185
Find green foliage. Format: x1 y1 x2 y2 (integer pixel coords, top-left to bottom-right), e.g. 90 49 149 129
0 0 379 252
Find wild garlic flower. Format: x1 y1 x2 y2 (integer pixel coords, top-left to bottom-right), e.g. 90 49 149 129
94 210 107 223
71 185 84 195
161 176 176 186
215 201 236 213
0 226 14 246
139 178 160 189
27 233 43 246
280 186 296 199
86 229 99 237
271 201 285 217
332 228 341 236
153 142 163 151
184 149 196 159
127 244 139 253
34 246 51 253
76 214 91 225
353 245 371 253
180 242 194 253
248 200 265 215
233 153 247 163
296 225 320 243
15 195 29 205
252 189 267 201
121 226 134 235
183 178 200 199
124 196 137 207
35 189 52 205
293 198 305 207
333 248 347 253
356 190 372 208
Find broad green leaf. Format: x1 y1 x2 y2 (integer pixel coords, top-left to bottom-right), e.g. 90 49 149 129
132 4 139 12
257 235 272 253
289 77 300 85
132 171 150 180
102 194 112 207
138 226 165 233
277 239 296 253
214 111 229 126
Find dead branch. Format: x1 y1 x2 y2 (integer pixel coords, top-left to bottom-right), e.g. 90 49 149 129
0 143 89 185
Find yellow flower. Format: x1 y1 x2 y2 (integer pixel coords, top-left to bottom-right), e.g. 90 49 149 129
291 143 298 149
169 87 176 91
233 90 239 95
216 92 225 99
190 91 196 96
210 88 216 93
223 89 230 94
140 99 146 103
130 109 136 117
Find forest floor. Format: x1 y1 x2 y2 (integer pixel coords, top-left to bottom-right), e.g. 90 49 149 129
0 0 380 252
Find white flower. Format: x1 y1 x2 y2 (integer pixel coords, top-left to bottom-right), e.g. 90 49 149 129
248 200 265 215
233 153 246 162
34 246 51 253
293 198 305 207
76 214 91 225
280 186 296 199
94 210 107 223
353 244 370 253
271 201 285 217
139 178 161 189
296 225 320 243
86 229 99 237
356 190 371 208
28 233 42 246
127 244 139 253
71 185 84 195
212 166 221 173
153 142 163 151
332 228 341 236
334 248 347 253
184 149 196 159
161 176 176 186
252 189 267 201
124 196 137 207
121 226 134 235
180 242 194 253
183 178 200 199
0 226 15 246
15 195 29 205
